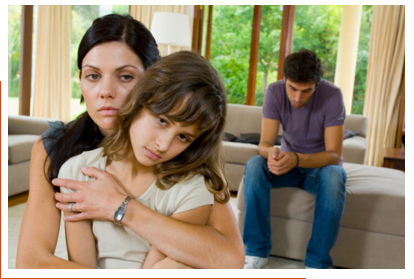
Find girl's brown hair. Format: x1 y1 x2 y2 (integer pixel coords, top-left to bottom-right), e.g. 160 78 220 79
101 51 229 203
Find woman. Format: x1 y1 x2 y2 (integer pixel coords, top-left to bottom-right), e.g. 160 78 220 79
16 14 244 269
61 51 229 268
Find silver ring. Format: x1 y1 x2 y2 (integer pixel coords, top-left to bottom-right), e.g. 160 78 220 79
68 202 75 212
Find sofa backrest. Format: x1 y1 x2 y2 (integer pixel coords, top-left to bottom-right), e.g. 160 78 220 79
8 115 56 135
225 103 368 139
225 104 263 136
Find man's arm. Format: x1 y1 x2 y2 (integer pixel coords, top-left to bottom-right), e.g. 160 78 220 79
268 125 344 175
258 117 280 160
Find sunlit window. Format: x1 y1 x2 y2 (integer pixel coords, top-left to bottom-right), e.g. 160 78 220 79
254 5 283 106
209 5 253 105
8 5 22 116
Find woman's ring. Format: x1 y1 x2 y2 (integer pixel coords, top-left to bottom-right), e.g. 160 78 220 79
68 202 76 212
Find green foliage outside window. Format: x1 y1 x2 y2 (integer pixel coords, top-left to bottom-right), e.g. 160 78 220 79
209 5 371 114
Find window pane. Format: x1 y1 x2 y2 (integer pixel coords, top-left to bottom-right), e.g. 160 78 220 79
8 5 22 116
254 5 283 106
352 5 373 115
292 5 343 83
210 5 253 104
70 5 129 120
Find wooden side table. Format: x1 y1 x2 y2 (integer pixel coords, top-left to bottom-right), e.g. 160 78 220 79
382 148 405 172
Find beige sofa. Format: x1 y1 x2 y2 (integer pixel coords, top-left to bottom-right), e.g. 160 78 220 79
236 163 405 269
8 115 53 196
226 104 405 268
223 104 369 192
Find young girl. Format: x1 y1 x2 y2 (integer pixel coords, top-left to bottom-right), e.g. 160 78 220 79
59 51 229 269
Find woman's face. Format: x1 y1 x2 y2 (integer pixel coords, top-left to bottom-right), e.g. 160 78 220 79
81 42 145 136
129 108 202 167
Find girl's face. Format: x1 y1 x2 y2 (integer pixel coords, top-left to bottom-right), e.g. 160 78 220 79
129 108 201 167
81 42 145 136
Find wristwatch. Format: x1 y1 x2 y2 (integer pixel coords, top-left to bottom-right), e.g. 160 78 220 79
114 196 134 226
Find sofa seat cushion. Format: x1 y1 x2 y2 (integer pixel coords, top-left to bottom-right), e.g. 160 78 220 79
223 141 260 165
8 135 39 164
262 163 404 236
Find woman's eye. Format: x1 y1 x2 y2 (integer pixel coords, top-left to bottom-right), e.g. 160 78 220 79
120 75 133 82
86 74 99 80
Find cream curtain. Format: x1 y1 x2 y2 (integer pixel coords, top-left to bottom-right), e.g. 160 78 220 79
364 5 405 166
32 5 72 122
130 5 187 56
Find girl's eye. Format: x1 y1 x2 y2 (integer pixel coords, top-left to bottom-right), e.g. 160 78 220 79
158 117 167 126
178 134 189 142
120 75 133 82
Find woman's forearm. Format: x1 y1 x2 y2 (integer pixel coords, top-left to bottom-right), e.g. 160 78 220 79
16 139 89 269
122 200 244 268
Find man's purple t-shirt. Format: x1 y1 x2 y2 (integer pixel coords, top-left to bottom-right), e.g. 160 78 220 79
263 79 345 158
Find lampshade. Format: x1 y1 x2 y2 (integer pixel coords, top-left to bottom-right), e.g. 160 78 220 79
150 12 191 48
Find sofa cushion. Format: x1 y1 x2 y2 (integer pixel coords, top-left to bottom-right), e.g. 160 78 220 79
8 135 39 164
267 163 404 236
223 141 260 165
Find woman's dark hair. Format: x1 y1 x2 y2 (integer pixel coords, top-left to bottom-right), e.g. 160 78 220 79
46 14 160 186
283 48 324 85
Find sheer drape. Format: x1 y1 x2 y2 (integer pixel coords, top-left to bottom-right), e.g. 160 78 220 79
32 5 71 121
364 5 405 166
130 5 186 56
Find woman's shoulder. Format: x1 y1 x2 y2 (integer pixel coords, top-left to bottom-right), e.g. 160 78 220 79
58 147 106 180
41 119 78 156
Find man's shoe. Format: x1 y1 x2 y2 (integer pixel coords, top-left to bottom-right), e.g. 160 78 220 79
243 256 269 269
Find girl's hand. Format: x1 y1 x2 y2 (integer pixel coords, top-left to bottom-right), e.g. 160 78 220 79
53 167 127 222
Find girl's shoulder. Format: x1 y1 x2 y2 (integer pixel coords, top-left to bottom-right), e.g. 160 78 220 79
58 147 106 180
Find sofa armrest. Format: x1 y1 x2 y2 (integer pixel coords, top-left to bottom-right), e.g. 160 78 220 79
8 115 56 136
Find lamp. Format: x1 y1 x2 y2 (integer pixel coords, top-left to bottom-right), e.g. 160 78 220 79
150 12 192 55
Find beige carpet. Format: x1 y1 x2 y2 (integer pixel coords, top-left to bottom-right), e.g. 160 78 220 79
8 198 304 269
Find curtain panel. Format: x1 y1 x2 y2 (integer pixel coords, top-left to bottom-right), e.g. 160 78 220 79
364 5 405 167
33 5 72 122
130 5 186 57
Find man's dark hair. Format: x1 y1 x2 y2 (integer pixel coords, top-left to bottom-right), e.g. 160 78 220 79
283 49 324 85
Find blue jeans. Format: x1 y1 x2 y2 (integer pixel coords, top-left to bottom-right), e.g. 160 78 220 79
243 155 347 269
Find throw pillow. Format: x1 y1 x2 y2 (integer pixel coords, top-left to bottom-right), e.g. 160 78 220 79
343 129 360 139
223 133 238 142
236 133 261 145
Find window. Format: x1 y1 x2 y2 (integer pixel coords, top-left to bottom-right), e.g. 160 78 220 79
209 5 254 104
70 5 129 119
254 5 283 106
352 5 373 115
8 5 22 116
292 5 343 83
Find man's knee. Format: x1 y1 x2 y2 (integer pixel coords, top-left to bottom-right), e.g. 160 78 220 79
319 165 347 193
245 155 267 176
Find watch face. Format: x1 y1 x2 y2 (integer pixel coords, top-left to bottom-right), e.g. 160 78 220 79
115 206 126 223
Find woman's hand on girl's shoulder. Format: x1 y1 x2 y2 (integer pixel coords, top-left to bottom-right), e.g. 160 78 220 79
53 167 126 222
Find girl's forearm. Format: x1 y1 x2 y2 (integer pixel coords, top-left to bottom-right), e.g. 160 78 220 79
121 200 244 269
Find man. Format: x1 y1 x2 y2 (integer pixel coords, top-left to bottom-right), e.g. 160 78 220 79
243 49 347 269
